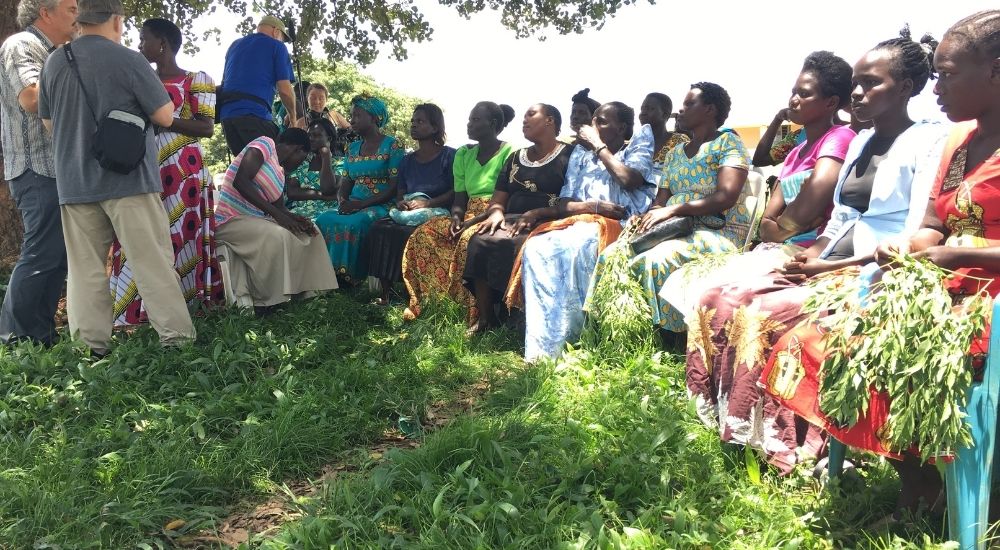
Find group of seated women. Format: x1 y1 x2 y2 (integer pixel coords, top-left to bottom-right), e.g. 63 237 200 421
202 8 1000 520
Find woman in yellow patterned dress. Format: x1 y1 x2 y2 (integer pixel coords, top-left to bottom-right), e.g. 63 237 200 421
110 18 223 324
587 82 751 332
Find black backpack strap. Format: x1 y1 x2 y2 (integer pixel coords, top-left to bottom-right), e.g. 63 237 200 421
62 43 98 124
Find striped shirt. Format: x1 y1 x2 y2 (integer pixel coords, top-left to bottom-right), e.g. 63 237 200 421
215 137 285 225
0 26 56 180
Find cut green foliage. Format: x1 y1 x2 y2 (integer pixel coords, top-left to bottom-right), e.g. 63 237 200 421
584 239 657 356
803 256 991 460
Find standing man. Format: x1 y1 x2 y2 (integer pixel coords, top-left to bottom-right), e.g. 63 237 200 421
219 15 298 155
38 0 195 355
0 0 78 346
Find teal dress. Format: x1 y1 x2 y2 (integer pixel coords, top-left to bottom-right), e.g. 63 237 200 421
287 155 343 219
315 136 405 282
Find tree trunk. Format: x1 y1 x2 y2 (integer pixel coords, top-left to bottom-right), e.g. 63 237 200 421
0 1 23 270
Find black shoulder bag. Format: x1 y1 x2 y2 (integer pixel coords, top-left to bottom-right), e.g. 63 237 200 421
63 43 148 174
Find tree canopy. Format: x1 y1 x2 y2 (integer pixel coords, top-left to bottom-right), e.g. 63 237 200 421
122 0 653 65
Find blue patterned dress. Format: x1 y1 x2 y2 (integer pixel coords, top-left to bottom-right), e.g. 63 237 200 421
588 131 751 331
314 136 405 282
519 125 656 361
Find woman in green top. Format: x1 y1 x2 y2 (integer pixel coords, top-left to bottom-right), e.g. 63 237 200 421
285 118 342 219
401 101 515 322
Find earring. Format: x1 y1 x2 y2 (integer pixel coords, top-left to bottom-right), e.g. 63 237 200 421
160 46 165 54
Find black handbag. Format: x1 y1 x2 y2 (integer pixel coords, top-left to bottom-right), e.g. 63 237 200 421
629 214 726 254
64 44 148 175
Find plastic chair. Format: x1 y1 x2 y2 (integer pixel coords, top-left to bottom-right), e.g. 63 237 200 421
741 171 769 252
216 243 254 309
828 297 1000 549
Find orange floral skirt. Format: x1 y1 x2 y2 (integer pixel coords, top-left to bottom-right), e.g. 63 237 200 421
401 197 490 323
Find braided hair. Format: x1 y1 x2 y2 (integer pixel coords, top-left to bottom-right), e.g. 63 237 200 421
874 25 938 97
945 10 1000 61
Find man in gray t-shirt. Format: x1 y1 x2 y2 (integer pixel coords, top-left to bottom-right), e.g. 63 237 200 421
38 0 194 354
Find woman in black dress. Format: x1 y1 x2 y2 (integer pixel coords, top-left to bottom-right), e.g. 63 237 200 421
464 104 574 331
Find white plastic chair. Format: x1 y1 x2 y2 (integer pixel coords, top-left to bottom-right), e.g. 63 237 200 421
741 171 769 252
216 243 254 309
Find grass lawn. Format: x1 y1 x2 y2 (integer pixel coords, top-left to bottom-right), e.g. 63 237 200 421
0 287 973 549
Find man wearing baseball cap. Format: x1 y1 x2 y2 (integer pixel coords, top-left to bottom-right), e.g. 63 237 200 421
38 0 196 355
217 14 298 155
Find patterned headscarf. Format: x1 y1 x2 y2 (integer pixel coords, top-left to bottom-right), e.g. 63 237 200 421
352 95 389 128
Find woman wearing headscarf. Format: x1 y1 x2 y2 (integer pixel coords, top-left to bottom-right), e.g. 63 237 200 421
314 95 405 283
110 18 224 325
401 101 515 322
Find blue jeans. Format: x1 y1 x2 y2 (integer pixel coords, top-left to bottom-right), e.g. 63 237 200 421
0 170 67 345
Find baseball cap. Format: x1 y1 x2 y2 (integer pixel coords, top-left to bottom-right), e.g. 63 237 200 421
76 0 124 25
259 15 290 42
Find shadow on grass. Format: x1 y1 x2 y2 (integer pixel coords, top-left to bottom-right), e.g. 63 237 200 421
259 334 964 550
0 291 521 548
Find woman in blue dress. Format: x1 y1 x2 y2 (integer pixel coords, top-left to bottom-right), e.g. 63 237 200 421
314 96 404 283
505 101 655 361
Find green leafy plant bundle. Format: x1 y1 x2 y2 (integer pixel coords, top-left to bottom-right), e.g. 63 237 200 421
802 255 991 460
583 231 656 355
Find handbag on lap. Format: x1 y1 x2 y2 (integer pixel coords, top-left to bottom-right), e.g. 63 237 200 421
628 214 725 254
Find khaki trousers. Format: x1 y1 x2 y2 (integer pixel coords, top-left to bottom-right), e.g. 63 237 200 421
61 193 195 351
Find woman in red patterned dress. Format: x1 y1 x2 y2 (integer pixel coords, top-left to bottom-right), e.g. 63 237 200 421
763 10 1000 517
110 18 224 325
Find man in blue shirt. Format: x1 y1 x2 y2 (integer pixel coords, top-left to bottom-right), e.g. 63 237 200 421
219 15 297 155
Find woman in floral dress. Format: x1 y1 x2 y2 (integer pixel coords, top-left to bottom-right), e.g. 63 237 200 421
110 18 223 324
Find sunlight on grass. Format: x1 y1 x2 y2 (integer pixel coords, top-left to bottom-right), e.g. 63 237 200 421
0 288 977 549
